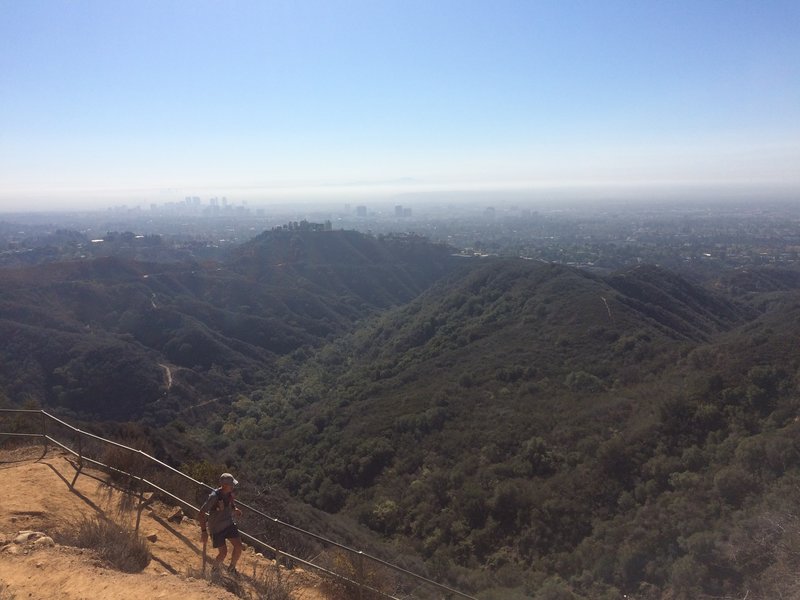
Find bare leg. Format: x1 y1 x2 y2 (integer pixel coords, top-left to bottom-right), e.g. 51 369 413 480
214 543 228 567
229 537 243 570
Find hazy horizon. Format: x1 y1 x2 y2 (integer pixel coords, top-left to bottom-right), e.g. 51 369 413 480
3 182 799 219
2 1 798 212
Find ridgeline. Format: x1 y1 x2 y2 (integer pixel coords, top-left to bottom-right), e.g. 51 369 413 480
3 229 800 598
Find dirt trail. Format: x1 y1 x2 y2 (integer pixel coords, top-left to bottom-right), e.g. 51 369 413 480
159 363 173 389
0 445 324 600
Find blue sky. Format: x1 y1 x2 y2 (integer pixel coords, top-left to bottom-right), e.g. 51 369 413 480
1 0 798 210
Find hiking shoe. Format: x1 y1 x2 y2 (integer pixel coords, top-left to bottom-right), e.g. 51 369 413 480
228 566 238 576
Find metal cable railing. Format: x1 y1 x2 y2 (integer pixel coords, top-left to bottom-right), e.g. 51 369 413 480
0 408 478 600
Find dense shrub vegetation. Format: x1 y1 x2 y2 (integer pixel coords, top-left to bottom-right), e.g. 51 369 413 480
197 260 800 598
5 230 800 598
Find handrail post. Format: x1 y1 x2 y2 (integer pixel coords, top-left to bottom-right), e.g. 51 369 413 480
356 551 365 600
135 473 146 534
41 411 47 454
70 431 84 489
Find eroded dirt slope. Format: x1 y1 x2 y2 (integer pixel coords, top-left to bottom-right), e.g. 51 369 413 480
0 445 323 600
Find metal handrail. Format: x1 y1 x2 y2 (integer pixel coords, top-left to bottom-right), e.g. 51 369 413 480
0 408 478 600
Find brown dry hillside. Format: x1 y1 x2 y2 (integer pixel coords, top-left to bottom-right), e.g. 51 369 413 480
0 445 324 600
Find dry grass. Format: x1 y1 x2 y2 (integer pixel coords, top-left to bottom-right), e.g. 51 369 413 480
187 562 297 600
100 444 154 484
56 516 151 573
318 549 394 600
249 563 297 600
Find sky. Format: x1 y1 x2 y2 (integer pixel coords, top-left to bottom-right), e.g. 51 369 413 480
1 0 798 211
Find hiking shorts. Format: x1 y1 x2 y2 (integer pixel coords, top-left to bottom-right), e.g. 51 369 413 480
212 524 240 548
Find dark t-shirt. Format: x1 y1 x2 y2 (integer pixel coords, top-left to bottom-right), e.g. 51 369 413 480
200 488 236 534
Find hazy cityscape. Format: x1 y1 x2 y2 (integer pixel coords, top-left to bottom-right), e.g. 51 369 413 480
3 197 800 278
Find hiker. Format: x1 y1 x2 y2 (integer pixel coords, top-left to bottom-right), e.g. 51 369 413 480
199 472 243 573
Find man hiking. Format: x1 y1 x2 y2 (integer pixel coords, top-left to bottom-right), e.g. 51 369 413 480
199 472 243 574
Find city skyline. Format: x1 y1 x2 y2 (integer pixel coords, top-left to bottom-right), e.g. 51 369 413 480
1 0 798 211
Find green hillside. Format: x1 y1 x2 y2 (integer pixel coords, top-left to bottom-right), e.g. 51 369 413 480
204 259 800 599
5 231 800 598
0 231 460 421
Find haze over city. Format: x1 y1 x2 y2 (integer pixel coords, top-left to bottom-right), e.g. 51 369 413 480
1 0 798 213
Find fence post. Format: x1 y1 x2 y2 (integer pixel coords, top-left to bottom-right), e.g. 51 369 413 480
41 411 47 453
135 479 145 534
134 452 147 534
70 432 84 489
356 551 365 600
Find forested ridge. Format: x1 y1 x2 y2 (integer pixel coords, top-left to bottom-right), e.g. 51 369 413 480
0 230 459 419
3 229 800 599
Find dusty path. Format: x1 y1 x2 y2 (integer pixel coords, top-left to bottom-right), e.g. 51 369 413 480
159 363 173 389
0 445 324 600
